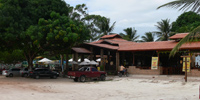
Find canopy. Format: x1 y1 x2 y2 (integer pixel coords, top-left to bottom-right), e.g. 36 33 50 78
89 60 99 65
79 61 89 65
38 58 52 63
78 58 90 62
69 61 78 64
68 58 73 62
96 58 101 62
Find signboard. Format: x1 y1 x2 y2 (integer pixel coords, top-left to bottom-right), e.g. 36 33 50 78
151 57 158 69
182 57 190 72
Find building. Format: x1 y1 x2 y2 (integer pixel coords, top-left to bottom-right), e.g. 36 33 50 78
72 33 200 76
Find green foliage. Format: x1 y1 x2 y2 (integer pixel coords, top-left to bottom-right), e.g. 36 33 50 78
154 19 172 41
171 11 200 33
141 32 155 42
120 27 139 41
0 50 25 64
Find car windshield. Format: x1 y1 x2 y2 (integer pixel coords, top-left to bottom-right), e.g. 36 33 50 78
79 67 87 71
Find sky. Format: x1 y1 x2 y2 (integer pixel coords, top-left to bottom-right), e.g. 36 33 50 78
64 0 184 38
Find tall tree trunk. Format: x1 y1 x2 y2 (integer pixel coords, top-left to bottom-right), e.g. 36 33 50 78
24 51 36 71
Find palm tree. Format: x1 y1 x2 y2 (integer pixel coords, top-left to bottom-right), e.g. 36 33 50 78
141 32 155 42
157 0 200 56
122 27 139 41
97 17 116 35
154 19 171 41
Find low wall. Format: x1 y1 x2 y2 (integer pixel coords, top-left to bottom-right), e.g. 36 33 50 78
127 66 161 75
188 69 200 77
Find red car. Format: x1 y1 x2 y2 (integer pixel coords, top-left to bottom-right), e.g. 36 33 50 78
68 67 107 82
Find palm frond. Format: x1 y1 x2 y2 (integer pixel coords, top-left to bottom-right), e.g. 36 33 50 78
157 0 200 13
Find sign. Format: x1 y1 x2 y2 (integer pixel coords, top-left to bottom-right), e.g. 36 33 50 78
182 57 190 72
151 57 158 69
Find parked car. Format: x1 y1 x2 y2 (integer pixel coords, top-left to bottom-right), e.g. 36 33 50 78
2 68 21 77
67 67 107 82
20 68 29 77
29 68 59 79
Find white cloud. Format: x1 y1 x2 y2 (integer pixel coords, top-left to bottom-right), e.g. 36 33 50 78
65 0 184 36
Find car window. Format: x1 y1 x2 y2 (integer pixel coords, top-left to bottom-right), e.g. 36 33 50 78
43 69 49 71
24 68 28 71
12 68 20 71
85 68 90 71
91 68 97 71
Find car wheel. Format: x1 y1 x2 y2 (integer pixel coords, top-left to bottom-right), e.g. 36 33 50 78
118 73 122 77
80 75 86 82
9 73 13 77
53 75 57 79
126 72 129 77
35 75 40 79
100 75 106 81
74 77 78 82
24 74 28 77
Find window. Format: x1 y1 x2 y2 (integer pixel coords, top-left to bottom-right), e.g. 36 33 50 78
91 68 97 71
85 68 90 71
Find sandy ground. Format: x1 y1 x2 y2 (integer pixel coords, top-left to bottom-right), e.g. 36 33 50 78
0 75 200 100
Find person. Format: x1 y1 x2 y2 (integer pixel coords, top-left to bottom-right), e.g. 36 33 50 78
120 65 126 73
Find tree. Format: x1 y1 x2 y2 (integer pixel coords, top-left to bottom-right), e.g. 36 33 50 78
83 15 116 41
120 27 139 41
154 19 172 41
171 11 200 33
0 0 89 69
157 0 200 56
141 32 155 42
0 50 25 64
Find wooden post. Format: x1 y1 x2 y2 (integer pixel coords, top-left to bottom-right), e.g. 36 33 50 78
132 52 135 66
81 54 84 62
100 49 104 67
185 57 187 82
181 56 190 82
90 47 93 60
60 54 63 72
65 52 68 71
116 51 120 71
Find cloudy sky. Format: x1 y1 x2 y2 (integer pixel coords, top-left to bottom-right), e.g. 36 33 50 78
64 0 183 38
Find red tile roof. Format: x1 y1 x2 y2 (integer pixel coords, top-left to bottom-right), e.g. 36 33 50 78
84 33 200 52
72 47 92 53
100 34 122 39
86 43 118 50
118 41 200 51
169 33 189 39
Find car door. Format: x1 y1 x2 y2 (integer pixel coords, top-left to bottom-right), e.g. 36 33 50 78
85 67 92 77
91 67 99 77
12 68 20 76
45 69 51 77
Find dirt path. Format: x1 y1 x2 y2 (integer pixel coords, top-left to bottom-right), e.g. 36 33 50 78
0 75 199 100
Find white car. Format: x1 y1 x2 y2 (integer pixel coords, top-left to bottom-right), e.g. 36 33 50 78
2 68 21 77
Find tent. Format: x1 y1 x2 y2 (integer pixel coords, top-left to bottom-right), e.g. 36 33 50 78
69 61 78 64
96 58 101 62
89 60 99 65
78 58 90 62
79 61 89 65
68 58 73 62
38 58 52 63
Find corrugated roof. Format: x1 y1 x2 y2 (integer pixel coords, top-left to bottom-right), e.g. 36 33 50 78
169 33 189 39
72 47 92 54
